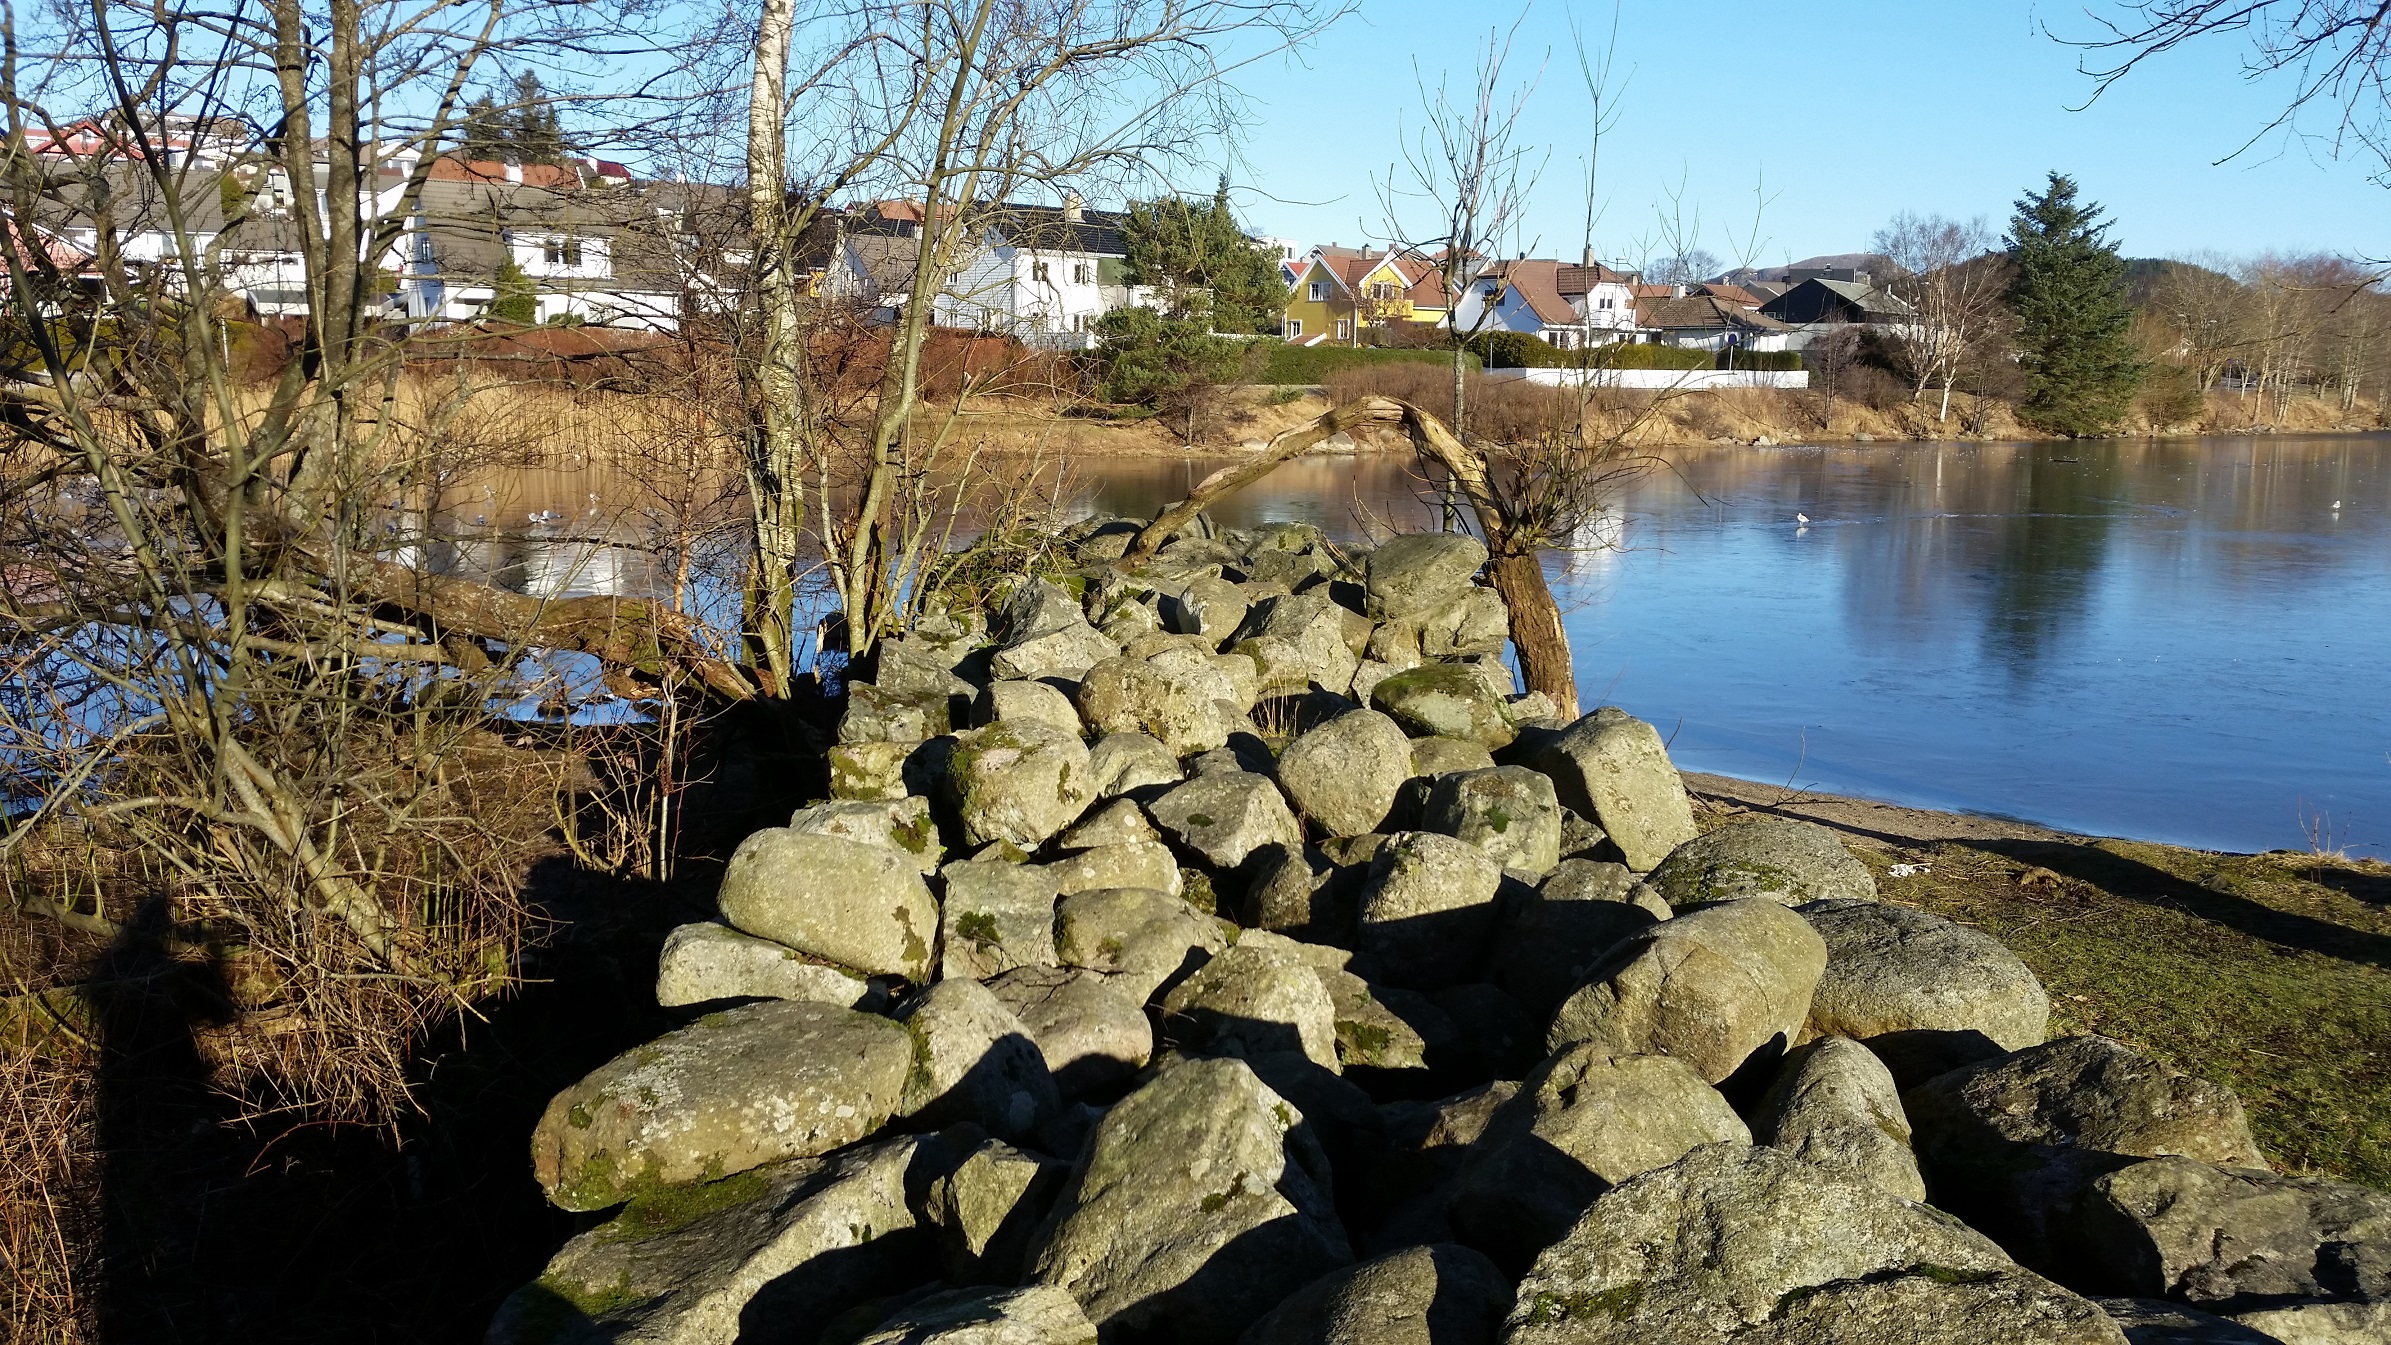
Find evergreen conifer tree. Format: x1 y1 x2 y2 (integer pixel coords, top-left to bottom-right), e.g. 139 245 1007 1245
2006 172 2143 435
458 93 508 162
1122 179 1284 335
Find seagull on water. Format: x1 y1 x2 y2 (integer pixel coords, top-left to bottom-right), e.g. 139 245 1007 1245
2331 500 2342 510
1795 512 1811 525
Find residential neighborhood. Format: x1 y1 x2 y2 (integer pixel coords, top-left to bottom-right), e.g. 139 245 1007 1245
5 116 1914 367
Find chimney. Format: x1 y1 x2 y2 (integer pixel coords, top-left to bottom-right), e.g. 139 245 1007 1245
1582 245 1596 269
1062 190 1084 223
503 161 522 184
1673 284 1686 298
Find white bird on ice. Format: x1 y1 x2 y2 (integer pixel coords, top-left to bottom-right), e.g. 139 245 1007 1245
1795 512 1811 525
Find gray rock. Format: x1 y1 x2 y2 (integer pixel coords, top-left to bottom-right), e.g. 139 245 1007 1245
490 1135 940 1345
1486 862 1661 1017
1349 659 1401 706
2095 1299 2281 1344
2075 1156 2391 1306
1646 817 1877 908
1371 664 1516 749
1363 533 1488 621
984 965 1154 1096
830 742 914 801
1239 592 1367 693
840 683 955 746
1754 1036 1928 1202
1149 772 1303 871
1161 941 1342 1072
977 679 1086 737
718 829 939 980
2231 1298 2391 1344
1503 1143 2126 1345
788 796 944 875
895 979 1060 1142
1044 840 1183 901
1416 587 1510 659
1800 898 2050 1084
1547 897 1828 1086
946 720 1097 850
1231 635 1322 702
1029 1057 1353 1345
1053 886 1229 1004
1906 1035 2270 1178
940 860 1062 981
532 1001 911 1211
992 581 1120 681
1059 798 1158 850
1241 845 1358 946
1164 575 1251 645
1355 831 1505 988
1239 1243 1510 1345
1411 736 1497 777
852 1285 1098 1345
1088 731 1183 798
1275 709 1414 837
1532 708 1699 871
924 1138 1075 1285
1423 766 1563 875
1077 656 1239 757
875 634 986 700
1448 1046 1751 1273
655 922 885 1010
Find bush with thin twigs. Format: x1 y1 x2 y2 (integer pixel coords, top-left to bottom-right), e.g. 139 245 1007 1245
1318 360 1582 446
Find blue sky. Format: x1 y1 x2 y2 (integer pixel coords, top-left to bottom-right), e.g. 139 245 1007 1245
1221 1 2388 266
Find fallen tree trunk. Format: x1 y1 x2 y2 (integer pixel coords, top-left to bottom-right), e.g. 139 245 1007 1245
1123 396 1582 719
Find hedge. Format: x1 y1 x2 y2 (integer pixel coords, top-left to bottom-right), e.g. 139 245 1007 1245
1255 341 1480 384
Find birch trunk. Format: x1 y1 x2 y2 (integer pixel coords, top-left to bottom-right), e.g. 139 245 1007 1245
742 0 805 697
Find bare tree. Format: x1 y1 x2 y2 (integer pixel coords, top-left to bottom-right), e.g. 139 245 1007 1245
1376 19 1545 440
1873 211 2007 421
2148 253 2250 390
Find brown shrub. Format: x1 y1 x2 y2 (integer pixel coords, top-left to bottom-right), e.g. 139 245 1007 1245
1319 360 1582 445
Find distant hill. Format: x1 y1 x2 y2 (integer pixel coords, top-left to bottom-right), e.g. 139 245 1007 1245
1714 253 1894 284
2123 256 2232 307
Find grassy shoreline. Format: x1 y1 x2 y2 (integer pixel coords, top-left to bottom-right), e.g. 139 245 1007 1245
1684 771 2391 1189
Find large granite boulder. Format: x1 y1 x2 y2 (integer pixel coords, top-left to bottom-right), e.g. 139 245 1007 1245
1906 1036 2269 1181
946 720 1098 850
2073 1156 2391 1307
1486 861 1663 1017
894 979 1060 1142
787 796 944 874
1148 772 1303 871
992 580 1119 681
1363 533 1488 621
1547 897 1828 1086
1502 1143 2127 1345
717 829 938 981
654 922 884 1011
2230 1298 2391 1344
1164 574 1250 644
840 683 956 747
1753 1035 1928 1202
1448 1045 1751 1273
1053 886 1228 1005
1645 817 1877 908
1371 664 1515 750
1800 897 2050 1084
977 678 1085 738
1160 941 1341 1072
1058 798 1157 850
851 1285 1097 1345
1088 731 1183 798
2094 1299 2281 1345
1077 656 1240 758
1531 708 1698 872
1354 831 1506 988
1045 840 1184 901
1275 710 1414 837
1239 1243 1511 1345
1415 586 1511 658
984 965 1153 1097
939 859 1062 981
490 1135 946 1345
829 741 915 801
532 1001 912 1211
1029 1058 1353 1345
1238 591 1367 692
1422 765 1564 876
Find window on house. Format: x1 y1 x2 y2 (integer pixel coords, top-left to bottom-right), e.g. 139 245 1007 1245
545 237 583 266
1370 281 1397 300
1032 260 1050 282
1308 281 1325 302
1334 317 1352 340
1072 262 1091 284
1286 318 1301 338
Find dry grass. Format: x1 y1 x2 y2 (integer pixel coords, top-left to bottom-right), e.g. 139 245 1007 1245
0 1043 98 1345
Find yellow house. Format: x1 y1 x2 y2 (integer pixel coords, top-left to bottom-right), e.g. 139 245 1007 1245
1282 246 1441 344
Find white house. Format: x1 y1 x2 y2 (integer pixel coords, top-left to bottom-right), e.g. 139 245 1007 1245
832 194 1159 348
1448 256 1646 350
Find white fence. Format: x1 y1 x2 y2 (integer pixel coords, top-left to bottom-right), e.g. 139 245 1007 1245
1482 367 1808 391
